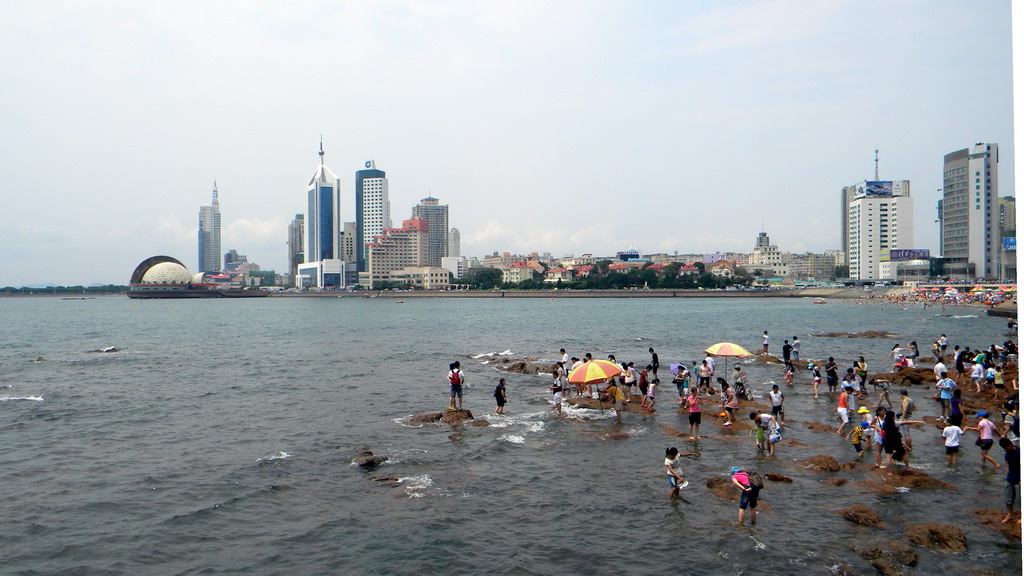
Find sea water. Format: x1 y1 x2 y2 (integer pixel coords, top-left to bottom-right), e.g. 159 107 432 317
0 295 1019 575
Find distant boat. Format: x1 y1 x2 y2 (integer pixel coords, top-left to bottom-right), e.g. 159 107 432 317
813 300 827 304
395 300 404 304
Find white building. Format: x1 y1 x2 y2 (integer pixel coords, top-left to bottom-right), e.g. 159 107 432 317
847 192 914 280
841 179 910 259
449 227 461 258
941 143 1000 279
355 161 392 272
198 182 221 274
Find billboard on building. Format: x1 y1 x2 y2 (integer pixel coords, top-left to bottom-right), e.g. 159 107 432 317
1004 238 1016 251
857 181 893 197
888 249 931 261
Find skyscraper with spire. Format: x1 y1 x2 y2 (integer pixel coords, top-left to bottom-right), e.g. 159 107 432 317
198 182 221 273
296 141 346 288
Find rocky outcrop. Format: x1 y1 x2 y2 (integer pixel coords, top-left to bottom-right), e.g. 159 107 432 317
352 451 388 469
822 478 848 487
904 523 967 552
765 473 793 483
813 331 900 339
802 455 855 473
408 412 444 425
706 477 737 502
806 421 835 433
440 409 475 424
972 508 1021 542
839 505 881 526
860 469 957 494
854 540 918 576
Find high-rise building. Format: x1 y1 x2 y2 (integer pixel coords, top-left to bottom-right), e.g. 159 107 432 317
841 179 909 258
297 142 348 288
940 143 1000 279
364 219 428 288
355 160 391 272
287 213 304 280
847 186 914 280
411 197 449 267
198 182 222 273
449 227 461 257
998 196 1016 237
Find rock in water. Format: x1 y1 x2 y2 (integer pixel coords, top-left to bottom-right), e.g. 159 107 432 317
408 412 444 425
839 505 882 526
352 451 388 469
854 540 919 576
904 523 967 552
440 409 474 425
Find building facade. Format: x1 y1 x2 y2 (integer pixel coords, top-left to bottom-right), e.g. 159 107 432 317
449 227 461 258
300 144 344 288
941 143 1000 279
287 213 304 280
847 192 914 280
411 197 449 267
198 182 222 273
364 219 428 288
355 160 391 272
841 180 909 260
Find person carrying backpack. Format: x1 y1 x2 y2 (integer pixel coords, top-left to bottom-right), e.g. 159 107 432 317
448 361 465 411
730 466 762 525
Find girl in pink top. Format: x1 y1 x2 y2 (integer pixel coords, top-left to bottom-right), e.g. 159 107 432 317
966 412 1002 470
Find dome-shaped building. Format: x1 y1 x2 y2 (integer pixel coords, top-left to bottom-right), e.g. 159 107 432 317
128 256 267 299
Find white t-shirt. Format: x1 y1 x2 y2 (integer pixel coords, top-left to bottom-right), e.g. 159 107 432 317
665 456 682 477
933 362 947 376
942 425 964 447
971 364 984 379
769 390 784 407
792 339 801 352
762 334 769 346
705 357 715 371
561 352 569 365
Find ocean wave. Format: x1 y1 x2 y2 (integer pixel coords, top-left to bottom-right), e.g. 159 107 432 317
499 434 525 444
398 474 433 498
256 451 291 464
0 396 44 402
951 315 978 319
472 349 515 359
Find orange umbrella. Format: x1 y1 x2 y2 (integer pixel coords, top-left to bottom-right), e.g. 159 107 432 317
704 342 753 375
567 359 623 384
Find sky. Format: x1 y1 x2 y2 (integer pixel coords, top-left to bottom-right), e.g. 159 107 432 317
0 0 1014 286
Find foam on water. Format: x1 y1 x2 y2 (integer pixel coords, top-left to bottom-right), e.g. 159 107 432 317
500 434 526 444
0 395 44 402
398 474 433 498
256 451 291 463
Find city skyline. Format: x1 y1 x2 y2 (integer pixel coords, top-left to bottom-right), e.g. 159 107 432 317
0 2 1016 286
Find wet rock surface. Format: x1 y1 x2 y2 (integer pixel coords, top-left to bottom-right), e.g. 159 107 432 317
972 508 1021 542
904 523 967 552
352 451 388 469
839 505 882 526
854 540 918 576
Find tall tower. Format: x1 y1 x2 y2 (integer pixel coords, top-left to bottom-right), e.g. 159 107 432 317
306 142 341 264
941 143 1000 278
198 181 222 273
449 227 461 258
355 160 391 272
411 197 449 267
287 213 304 280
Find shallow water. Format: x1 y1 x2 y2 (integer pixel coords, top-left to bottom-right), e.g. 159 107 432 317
0 296 1019 574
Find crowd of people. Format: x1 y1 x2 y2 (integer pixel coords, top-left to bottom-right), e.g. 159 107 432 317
445 329 1020 527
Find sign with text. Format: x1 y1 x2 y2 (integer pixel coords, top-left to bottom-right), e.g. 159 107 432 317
1003 237 1016 251
888 249 930 261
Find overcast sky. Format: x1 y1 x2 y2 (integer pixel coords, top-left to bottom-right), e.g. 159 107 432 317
0 0 1014 286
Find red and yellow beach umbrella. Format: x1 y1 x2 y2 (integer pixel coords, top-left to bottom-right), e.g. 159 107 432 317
567 359 623 384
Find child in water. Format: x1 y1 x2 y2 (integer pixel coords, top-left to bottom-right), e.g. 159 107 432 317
641 378 658 412
549 369 563 417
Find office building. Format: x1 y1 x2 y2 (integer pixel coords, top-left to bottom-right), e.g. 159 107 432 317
363 219 428 288
449 227 461 258
841 179 909 258
297 143 349 288
940 143 1000 279
287 213 304 280
847 185 914 280
355 160 392 272
411 197 449 267
198 182 222 273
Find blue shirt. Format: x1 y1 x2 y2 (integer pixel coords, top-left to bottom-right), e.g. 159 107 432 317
937 378 954 400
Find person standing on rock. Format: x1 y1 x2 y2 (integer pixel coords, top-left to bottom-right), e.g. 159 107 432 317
448 361 465 411
791 336 801 362
649 347 660 376
939 334 949 360
836 385 853 436
897 390 915 449
761 331 769 355
825 357 839 394
493 377 507 415
936 372 955 422
782 340 792 364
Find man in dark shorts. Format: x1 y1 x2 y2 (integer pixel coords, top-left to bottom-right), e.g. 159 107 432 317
1000 438 1020 524
825 357 839 393
448 361 465 411
782 340 792 364
649 347 659 376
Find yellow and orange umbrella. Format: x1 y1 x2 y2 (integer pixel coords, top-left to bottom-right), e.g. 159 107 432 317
704 342 753 358
567 359 623 384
